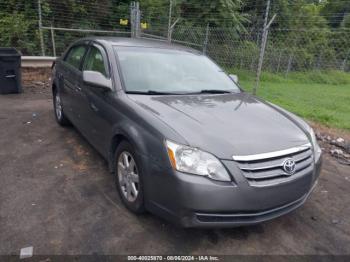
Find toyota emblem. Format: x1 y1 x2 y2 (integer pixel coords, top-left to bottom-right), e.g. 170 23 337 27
283 158 296 175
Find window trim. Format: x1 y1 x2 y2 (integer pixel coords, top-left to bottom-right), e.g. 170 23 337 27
83 43 111 78
113 46 129 93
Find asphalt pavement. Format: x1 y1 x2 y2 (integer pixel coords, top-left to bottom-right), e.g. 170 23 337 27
0 86 349 256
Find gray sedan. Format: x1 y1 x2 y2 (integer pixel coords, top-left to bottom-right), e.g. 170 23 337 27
51 37 322 227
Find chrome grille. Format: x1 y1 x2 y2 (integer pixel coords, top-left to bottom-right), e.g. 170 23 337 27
233 144 313 187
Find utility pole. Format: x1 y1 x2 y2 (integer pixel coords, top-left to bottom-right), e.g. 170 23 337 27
135 2 141 38
253 0 275 95
130 2 141 38
38 0 45 56
167 0 180 43
167 0 173 42
50 26 56 57
341 50 350 71
130 2 134 37
203 23 210 54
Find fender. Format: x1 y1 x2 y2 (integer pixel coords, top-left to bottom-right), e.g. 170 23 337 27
107 119 152 173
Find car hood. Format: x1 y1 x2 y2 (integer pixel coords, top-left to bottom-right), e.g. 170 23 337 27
128 93 310 159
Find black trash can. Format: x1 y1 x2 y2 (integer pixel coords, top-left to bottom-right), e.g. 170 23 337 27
0 48 22 94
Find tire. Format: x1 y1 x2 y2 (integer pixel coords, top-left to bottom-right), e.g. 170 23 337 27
114 141 145 214
53 89 70 126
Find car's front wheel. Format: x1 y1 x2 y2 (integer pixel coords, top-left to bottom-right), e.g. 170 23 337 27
115 141 145 213
53 90 70 126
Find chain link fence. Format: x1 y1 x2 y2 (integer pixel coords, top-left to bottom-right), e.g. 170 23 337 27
0 0 349 74
263 29 350 73
142 24 350 73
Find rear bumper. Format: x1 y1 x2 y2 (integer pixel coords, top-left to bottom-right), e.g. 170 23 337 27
144 154 322 228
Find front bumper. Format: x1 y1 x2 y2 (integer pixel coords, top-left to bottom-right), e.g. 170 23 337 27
184 181 317 227
144 153 322 228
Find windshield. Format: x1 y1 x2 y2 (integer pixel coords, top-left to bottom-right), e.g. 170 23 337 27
114 47 240 94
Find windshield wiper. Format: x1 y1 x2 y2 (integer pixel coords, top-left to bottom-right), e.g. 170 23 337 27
126 89 236 95
196 89 233 94
126 90 181 95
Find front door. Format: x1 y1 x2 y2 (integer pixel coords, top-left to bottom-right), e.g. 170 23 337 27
79 44 114 156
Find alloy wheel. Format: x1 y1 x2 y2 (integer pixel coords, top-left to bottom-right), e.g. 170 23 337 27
55 94 63 120
117 151 140 202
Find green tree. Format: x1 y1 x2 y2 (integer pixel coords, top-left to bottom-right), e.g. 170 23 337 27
0 12 38 54
178 0 249 32
321 0 350 28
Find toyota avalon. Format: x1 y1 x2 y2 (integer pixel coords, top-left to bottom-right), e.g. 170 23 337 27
51 37 322 227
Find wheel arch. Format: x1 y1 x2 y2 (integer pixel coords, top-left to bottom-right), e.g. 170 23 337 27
109 133 130 173
107 127 148 174
52 82 57 94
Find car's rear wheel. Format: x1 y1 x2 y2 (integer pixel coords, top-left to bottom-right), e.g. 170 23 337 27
115 141 145 213
53 90 70 126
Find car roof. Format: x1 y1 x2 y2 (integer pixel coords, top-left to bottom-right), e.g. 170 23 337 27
80 36 200 54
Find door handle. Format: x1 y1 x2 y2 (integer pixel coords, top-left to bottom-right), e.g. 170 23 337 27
75 85 82 92
90 103 98 112
5 75 16 78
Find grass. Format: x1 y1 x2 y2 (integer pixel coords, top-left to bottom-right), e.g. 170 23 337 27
228 69 350 131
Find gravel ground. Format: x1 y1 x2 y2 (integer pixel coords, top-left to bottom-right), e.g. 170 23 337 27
0 85 350 256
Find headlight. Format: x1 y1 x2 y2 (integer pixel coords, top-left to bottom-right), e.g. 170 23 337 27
166 140 231 182
309 128 322 162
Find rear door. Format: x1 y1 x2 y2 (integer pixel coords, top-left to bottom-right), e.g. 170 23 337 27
60 44 88 124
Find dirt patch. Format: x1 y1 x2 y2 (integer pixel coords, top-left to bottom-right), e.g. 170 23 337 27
65 137 91 172
310 122 350 165
310 121 350 141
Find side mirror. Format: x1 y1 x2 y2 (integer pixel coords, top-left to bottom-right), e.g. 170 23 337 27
229 74 239 83
83 71 112 91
